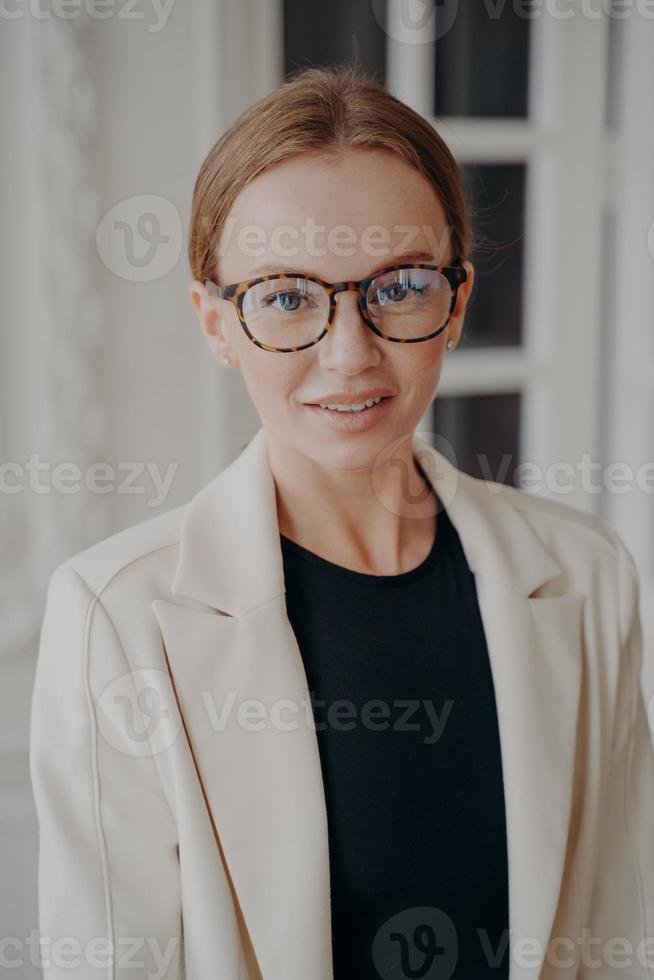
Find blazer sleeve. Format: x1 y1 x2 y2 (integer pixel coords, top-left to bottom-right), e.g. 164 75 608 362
578 537 654 978
29 562 184 979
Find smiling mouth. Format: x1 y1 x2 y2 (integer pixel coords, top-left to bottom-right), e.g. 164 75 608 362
303 395 395 433
316 396 387 412
305 394 394 410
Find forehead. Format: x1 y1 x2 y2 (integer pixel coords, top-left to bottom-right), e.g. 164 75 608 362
216 148 452 282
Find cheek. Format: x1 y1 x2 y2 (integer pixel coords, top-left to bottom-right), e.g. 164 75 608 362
238 349 308 415
397 343 444 389
223 311 288 406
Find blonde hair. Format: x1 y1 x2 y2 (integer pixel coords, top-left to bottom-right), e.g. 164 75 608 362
188 64 472 284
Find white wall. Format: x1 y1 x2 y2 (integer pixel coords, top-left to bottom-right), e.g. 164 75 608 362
0 5 259 970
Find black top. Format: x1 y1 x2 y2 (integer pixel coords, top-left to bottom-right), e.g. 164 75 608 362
280 494 510 978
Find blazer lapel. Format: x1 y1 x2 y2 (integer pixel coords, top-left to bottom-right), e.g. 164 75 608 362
152 594 332 980
153 427 333 980
153 426 584 980
413 435 585 978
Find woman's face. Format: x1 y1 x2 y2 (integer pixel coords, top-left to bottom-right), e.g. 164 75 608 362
191 147 474 471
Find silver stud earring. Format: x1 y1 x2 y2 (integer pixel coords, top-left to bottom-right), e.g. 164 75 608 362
446 340 455 352
220 353 231 366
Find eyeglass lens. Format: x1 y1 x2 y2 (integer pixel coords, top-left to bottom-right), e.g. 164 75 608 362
241 268 454 348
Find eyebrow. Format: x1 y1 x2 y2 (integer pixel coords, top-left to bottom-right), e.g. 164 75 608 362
249 249 437 278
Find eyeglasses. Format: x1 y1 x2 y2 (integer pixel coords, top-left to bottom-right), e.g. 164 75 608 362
204 262 467 353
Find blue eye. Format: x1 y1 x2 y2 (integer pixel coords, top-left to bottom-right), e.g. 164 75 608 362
264 291 303 312
262 290 320 313
376 281 427 306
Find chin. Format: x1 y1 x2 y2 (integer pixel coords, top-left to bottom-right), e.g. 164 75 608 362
300 431 393 472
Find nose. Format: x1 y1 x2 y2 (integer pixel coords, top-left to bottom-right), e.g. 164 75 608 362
317 289 381 373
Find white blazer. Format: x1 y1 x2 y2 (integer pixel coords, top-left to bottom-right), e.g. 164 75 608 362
30 425 654 980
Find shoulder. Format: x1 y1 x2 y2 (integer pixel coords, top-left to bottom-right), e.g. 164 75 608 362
478 477 640 629
456 465 638 580
49 501 187 607
505 479 636 567
495 478 628 559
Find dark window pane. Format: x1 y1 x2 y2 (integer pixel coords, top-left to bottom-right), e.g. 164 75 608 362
284 0 386 82
459 164 526 348
434 4 530 117
431 392 522 487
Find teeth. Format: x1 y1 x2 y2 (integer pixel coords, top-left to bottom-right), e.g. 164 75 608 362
319 396 383 412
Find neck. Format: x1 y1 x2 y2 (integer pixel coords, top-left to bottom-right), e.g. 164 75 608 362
265 428 438 576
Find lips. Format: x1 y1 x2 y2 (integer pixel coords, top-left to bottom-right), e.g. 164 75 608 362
304 394 394 433
304 388 396 406
318 396 384 412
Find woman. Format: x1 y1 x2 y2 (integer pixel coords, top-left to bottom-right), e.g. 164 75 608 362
31 66 654 980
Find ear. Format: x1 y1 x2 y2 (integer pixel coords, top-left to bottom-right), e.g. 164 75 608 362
188 279 236 366
448 260 475 345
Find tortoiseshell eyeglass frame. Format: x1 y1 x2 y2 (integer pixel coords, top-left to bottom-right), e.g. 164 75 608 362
204 261 468 353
